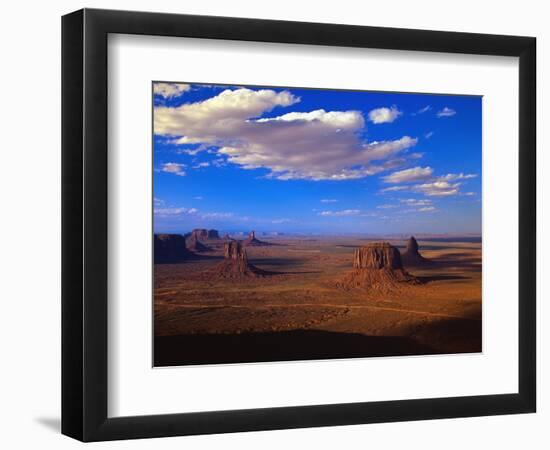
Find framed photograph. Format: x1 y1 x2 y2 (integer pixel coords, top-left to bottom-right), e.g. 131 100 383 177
62 8 536 441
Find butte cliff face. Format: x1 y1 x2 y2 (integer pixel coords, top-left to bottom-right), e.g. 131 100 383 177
191 229 208 241
353 242 404 270
207 229 220 240
186 234 212 252
340 242 419 291
154 234 195 264
191 228 220 241
401 236 431 266
224 240 248 262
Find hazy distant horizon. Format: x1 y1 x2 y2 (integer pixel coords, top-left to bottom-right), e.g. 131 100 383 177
153 82 482 235
153 228 482 241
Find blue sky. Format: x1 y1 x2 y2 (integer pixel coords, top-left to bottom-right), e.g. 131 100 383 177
153 82 481 235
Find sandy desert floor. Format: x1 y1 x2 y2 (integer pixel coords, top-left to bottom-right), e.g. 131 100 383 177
154 237 481 366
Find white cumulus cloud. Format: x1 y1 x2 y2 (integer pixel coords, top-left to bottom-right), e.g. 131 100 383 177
379 170 477 197
154 89 418 181
155 88 299 137
415 181 461 196
153 83 191 98
382 166 434 184
256 109 362 127
160 162 186 176
368 106 402 124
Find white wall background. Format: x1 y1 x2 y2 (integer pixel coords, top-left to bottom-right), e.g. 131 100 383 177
0 1 546 448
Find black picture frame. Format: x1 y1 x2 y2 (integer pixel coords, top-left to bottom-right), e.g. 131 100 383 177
62 8 536 442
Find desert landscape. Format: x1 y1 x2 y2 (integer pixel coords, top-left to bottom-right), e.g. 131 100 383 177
152 81 482 367
154 230 481 366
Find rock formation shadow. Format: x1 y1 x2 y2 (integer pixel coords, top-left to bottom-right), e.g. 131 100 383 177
410 316 482 353
249 257 307 266
154 254 223 265
436 253 482 262
429 255 481 271
248 257 316 272
420 237 482 243
416 274 468 283
154 330 441 366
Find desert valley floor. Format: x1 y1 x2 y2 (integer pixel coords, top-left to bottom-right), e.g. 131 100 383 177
154 236 481 366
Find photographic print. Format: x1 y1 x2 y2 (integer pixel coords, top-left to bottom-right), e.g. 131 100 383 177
153 82 482 367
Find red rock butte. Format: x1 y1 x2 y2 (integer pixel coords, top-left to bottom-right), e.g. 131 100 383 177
340 242 419 291
211 241 263 279
154 234 195 264
191 228 220 241
224 241 248 262
186 234 212 252
353 242 404 270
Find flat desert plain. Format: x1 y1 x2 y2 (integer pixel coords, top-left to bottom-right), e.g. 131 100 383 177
154 237 481 366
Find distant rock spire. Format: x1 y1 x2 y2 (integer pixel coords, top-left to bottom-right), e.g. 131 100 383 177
244 230 272 247
401 236 431 266
406 236 419 254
